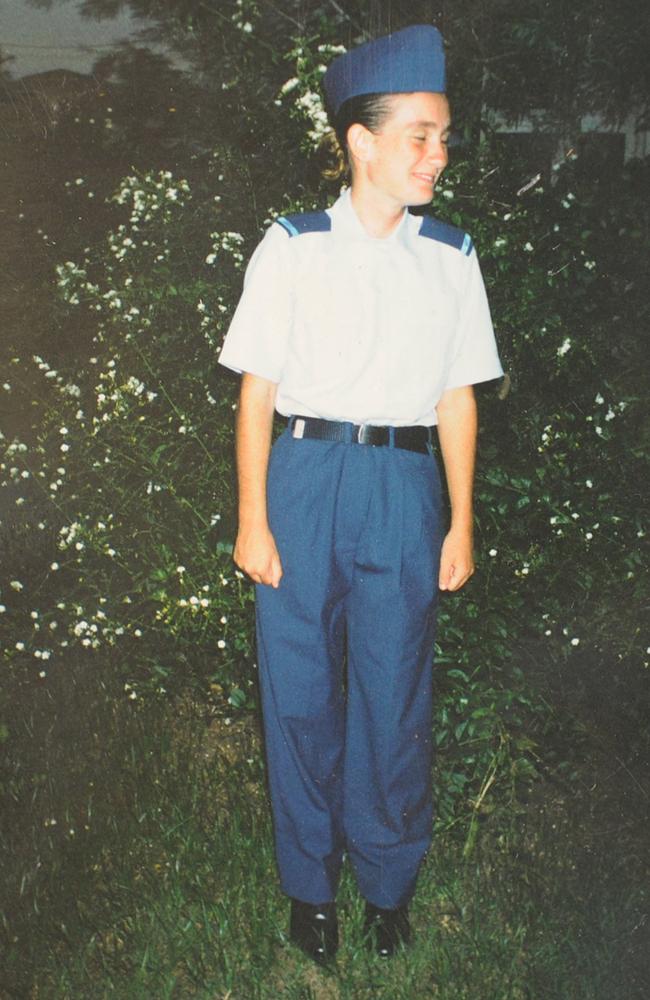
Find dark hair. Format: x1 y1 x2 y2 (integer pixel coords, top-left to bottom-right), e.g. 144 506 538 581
321 92 395 181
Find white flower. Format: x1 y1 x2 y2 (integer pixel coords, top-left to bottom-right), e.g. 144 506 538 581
10 580 23 591
281 76 300 95
16 641 25 651
557 337 571 357
488 548 497 557
571 638 580 646
217 639 226 649
523 242 534 252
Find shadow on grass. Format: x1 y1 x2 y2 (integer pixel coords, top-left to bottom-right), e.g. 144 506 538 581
1 652 648 999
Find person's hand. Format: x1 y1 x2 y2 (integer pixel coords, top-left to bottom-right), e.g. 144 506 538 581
234 524 283 588
438 527 474 591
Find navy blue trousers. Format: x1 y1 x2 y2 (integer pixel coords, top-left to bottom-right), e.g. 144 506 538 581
255 429 443 909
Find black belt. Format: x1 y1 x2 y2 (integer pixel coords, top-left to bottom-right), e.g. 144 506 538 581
288 416 433 454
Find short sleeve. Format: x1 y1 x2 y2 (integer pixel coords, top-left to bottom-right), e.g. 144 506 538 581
218 223 293 382
443 247 503 390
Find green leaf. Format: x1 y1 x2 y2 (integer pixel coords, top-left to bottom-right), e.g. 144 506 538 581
227 687 246 709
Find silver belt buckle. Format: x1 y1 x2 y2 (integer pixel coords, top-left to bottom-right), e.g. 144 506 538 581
356 424 389 446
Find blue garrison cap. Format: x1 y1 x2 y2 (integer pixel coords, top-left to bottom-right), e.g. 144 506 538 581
323 24 446 116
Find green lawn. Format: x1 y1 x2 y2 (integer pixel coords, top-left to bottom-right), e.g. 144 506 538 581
1 659 647 999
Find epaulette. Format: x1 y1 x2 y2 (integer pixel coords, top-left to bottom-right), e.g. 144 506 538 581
417 214 473 256
275 210 332 237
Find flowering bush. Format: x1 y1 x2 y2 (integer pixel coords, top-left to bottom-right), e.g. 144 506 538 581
1 168 255 708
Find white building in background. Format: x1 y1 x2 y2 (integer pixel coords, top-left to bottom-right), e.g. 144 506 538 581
488 108 650 168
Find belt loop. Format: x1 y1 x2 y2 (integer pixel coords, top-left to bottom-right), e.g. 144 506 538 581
388 426 396 447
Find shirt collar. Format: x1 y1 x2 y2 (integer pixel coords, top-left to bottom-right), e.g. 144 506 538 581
329 187 412 248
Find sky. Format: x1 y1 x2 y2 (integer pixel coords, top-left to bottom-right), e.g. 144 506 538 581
1 0 149 78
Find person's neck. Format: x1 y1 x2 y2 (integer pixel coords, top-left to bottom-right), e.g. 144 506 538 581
349 185 405 239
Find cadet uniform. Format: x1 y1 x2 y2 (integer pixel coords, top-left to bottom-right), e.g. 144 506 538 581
219 23 503 956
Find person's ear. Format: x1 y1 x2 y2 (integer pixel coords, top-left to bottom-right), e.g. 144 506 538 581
346 122 376 165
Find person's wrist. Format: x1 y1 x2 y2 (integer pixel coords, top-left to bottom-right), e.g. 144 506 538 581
448 517 473 536
238 516 270 535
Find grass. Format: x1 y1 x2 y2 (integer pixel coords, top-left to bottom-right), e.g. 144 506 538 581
1 656 648 1000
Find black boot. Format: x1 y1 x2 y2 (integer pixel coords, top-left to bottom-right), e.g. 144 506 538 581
364 901 411 957
289 898 338 965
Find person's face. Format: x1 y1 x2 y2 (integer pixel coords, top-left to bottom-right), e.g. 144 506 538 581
355 91 451 208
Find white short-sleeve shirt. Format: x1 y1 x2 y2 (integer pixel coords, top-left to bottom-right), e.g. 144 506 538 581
218 189 503 426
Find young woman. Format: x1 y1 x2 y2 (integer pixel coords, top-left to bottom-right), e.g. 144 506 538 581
219 24 503 963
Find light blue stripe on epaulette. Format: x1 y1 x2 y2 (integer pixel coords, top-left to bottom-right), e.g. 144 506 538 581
277 216 299 237
276 211 332 237
417 215 473 255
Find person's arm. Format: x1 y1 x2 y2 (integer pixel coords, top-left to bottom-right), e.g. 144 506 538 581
435 384 477 592
232 372 283 588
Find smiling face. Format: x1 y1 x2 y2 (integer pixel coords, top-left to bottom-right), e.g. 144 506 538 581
348 91 451 210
